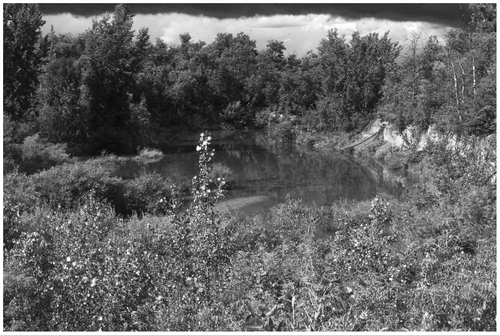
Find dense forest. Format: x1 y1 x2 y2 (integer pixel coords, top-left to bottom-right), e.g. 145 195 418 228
4 3 495 159
3 3 496 331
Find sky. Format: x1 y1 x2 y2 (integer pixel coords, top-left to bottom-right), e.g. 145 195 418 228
38 2 474 57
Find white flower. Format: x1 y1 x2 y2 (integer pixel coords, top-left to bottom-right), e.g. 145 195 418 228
196 145 201 151
66 256 71 262
91 278 97 287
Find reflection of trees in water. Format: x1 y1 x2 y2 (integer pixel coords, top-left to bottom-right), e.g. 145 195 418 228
143 131 402 204
232 134 377 199
251 131 401 199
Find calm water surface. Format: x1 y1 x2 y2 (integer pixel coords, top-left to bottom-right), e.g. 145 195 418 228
142 130 403 216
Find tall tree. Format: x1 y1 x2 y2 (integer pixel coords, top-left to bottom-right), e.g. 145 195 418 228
317 29 400 131
4 3 49 120
79 4 150 153
37 33 89 146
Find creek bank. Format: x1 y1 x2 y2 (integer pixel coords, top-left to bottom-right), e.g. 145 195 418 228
295 120 411 187
295 120 496 189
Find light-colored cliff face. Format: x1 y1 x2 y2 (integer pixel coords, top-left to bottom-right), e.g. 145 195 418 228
383 122 495 152
380 120 496 183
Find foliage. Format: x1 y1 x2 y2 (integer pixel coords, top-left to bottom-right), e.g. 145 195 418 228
17 134 72 174
2 157 180 247
3 128 496 331
317 29 401 132
379 5 496 136
271 117 297 147
3 3 496 331
136 147 164 161
3 3 48 120
78 4 150 154
3 132 234 331
122 173 180 217
211 163 237 189
4 4 495 157
37 33 88 150
374 144 406 171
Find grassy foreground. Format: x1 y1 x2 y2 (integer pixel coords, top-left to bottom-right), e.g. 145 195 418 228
3 132 496 331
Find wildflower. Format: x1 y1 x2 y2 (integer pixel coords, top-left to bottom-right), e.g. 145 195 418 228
66 256 71 262
91 278 97 287
196 146 201 151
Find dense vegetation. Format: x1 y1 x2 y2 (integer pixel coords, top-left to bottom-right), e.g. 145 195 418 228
3 3 496 331
4 4 495 159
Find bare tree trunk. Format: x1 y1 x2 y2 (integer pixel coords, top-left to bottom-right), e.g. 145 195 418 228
448 49 462 122
406 32 421 101
458 59 466 104
472 53 476 98
450 59 460 107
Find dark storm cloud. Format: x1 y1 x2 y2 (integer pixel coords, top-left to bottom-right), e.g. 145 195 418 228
39 3 472 27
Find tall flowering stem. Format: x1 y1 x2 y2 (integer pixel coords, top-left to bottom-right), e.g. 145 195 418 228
191 132 226 212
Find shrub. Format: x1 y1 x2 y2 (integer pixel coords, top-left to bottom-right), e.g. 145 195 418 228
211 163 236 189
122 173 180 217
29 160 123 212
272 120 297 147
384 151 406 171
3 172 40 251
374 143 392 161
295 132 319 147
4 129 496 331
3 132 234 331
354 137 384 159
18 133 72 174
135 147 164 161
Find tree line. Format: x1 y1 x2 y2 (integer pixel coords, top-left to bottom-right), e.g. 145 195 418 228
4 4 496 156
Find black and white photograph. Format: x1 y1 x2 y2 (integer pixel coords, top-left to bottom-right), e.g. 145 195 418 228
3 2 496 331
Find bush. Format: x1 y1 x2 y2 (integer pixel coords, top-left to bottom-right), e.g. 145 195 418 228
374 143 392 161
135 147 164 161
4 134 73 174
384 151 406 171
29 160 123 212
3 172 40 251
3 132 234 331
20 134 72 173
295 132 319 147
272 120 297 147
211 163 236 189
354 137 384 159
4 129 496 331
122 173 180 217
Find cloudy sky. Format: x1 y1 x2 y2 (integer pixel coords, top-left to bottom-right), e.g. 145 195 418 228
39 2 472 56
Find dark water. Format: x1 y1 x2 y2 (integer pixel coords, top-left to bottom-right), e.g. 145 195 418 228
142 130 403 216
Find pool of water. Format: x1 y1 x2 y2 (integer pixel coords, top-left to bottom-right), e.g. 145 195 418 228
142 130 403 216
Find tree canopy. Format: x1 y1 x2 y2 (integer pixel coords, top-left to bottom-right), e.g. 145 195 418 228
4 4 496 155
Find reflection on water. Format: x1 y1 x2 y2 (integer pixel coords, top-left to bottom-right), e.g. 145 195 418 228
144 130 403 217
